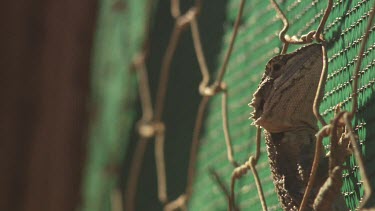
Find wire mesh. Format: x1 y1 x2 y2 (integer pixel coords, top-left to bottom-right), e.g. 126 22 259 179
122 0 375 211
81 0 151 210
189 0 375 210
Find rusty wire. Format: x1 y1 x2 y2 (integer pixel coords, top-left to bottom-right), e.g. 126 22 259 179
124 0 167 209
125 0 373 210
313 44 329 127
229 126 267 211
166 0 247 210
342 3 375 208
226 1 335 210
270 0 332 126
264 1 335 210
299 2 375 211
209 168 240 211
125 0 248 210
270 0 332 45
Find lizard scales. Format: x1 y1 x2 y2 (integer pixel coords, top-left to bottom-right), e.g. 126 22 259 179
250 44 324 210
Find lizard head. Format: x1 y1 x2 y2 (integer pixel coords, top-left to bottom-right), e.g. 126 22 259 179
250 44 323 133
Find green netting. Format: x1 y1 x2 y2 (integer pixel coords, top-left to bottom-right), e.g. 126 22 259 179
81 0 149 210
189 0 375 210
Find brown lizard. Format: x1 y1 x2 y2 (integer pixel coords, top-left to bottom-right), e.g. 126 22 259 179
250 43 348 211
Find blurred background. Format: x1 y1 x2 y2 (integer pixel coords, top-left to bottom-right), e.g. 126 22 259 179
2 0 375 211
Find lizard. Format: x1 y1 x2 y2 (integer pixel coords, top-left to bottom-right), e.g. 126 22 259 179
250 43 348 211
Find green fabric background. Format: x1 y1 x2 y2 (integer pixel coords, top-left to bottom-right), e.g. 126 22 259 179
190 0 375 210
82 0 375 210
81 0 149 210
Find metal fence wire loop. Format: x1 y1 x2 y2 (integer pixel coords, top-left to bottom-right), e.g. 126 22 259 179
123 0 375 210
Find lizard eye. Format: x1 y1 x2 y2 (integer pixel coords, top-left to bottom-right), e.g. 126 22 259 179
269 61 285 78
265 55 285 76
272 63 281 71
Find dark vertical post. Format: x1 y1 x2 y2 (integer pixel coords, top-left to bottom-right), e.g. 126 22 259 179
0 1 97 211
